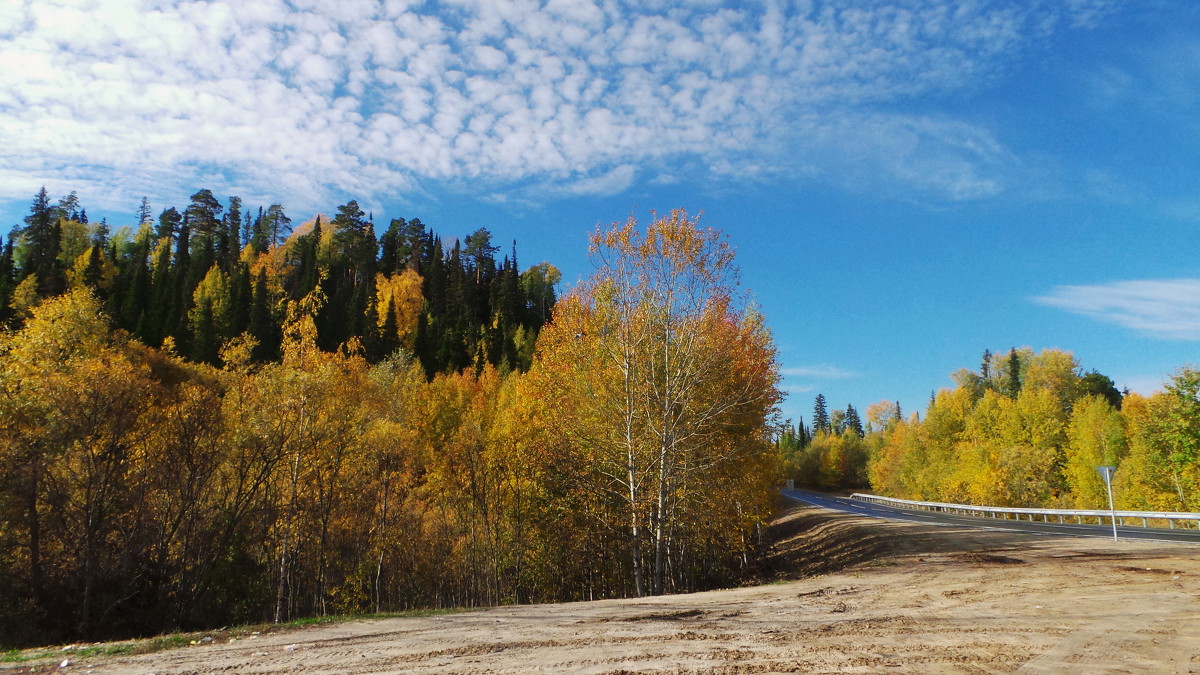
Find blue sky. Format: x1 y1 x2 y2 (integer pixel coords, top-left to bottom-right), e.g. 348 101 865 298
2 0 1199 425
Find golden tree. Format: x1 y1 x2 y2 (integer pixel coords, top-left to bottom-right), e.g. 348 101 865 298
533 210 780 596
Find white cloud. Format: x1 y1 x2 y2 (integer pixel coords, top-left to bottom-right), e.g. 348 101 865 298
1035 279 1200 340
781 365 860 379
0 0 1117 215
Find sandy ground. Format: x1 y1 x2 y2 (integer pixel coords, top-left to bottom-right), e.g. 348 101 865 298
12 500 1200 674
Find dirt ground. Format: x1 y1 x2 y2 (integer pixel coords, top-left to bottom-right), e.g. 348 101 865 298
13 499 1200 674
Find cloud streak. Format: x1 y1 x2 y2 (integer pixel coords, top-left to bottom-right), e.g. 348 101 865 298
0 0 1117 214
1036 279 1200 340
780 365 860 379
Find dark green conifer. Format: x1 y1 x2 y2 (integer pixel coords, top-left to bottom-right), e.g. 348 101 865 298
813 394 830 435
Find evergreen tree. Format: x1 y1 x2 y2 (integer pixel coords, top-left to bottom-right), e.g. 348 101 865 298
217 196 242 271
228 263 252 337
156 207 182 240
92 218 110 251
190 297 219 365
57 191 81 221
1079 370 1123 409
185 189 221 277
119 233 152 334
378 217 404 274
244 207 260 250
249 266 279 361
844 404 864 438
262 203 290 251
137 196 152 225
378 297 400 360
0 233 14 324
293 216 322 300
144 237 174 346
167 218 193 351
1005 347 1022 399
82 244 104 292
21 187 65 296
813 393 830 435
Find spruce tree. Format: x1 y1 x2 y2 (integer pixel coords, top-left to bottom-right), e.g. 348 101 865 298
1005 348 1022 399
0 233 13 324
190 297 220 365
249 267 278 361
137 196 152 225
21 187 65 296
229 263 252 337
379 297 400 359
844 404 864 438
813 394 830 435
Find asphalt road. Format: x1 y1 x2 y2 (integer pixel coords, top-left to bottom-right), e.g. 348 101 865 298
782 488 1200 544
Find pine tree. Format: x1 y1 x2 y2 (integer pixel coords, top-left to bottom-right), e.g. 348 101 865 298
263 203 290 251
156 207 181 240
185 190 221 278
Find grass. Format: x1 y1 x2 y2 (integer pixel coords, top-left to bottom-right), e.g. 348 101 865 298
0 608 469 668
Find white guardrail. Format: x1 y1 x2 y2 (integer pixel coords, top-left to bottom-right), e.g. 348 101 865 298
850 493 1200 530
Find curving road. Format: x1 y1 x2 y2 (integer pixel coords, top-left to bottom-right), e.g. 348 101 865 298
782 488 1200 544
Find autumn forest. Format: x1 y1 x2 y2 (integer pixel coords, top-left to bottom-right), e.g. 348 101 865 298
4 187 1200 650
0 191 780 647
781 348 1200 520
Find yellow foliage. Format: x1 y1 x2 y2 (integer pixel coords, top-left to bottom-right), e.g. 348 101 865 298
375 268 424 348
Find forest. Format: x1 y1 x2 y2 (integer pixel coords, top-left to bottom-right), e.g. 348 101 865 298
0 187 557 376
0 192 782 648
783 348 1200 515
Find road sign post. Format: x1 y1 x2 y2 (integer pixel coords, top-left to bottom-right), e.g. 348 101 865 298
1097 466 1118 541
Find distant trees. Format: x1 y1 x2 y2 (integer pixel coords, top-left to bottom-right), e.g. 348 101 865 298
779 348 1179 507
850 347 1200 513
1 187 555 378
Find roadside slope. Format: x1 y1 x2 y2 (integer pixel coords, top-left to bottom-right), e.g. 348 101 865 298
9 499 1200 674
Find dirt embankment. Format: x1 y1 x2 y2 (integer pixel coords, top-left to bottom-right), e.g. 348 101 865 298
9 498 1200 674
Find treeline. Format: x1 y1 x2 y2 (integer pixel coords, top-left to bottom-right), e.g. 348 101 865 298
784 347 1200 513
0 211 781 648
777 393 877 491
0 187 560 376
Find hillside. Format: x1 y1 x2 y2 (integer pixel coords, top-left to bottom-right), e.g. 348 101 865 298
8 499 1199 673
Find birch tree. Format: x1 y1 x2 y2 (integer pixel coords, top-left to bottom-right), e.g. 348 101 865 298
534 210 780 596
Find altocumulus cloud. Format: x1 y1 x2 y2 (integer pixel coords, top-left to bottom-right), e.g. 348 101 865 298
0 0 1117 213
1036 279 1200 340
